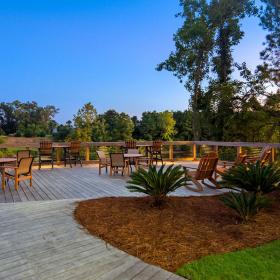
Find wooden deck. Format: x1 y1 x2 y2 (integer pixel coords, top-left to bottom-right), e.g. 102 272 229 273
0 200 184 280
0 164 225 203
0 164 223 279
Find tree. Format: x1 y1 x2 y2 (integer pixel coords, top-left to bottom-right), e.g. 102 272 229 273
173 110 193 140
0 100 58 136
259 0 280 87
73 102 97 141
139 111 176 140
157 0 214 140
209 0 257 83
100 110 134 141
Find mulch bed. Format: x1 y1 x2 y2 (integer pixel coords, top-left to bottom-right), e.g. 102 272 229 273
74 191 280 272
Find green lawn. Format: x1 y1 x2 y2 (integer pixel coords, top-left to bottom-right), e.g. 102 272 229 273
176 240 280 280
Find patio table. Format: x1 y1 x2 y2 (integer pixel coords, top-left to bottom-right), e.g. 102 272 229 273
124 153 143 170
136 144 152 157
52 144 71 166
0 158 16 165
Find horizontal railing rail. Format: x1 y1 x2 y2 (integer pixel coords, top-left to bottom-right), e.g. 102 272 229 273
1 140 279 163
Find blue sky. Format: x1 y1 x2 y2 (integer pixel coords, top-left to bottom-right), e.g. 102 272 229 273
0 0 267 123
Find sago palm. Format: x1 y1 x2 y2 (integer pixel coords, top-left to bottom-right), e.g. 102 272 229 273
126 164 187 206
221 161 280 194
220 191 270 223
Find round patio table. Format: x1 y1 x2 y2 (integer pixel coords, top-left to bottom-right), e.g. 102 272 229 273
52 144 71 166
124 153 144 171
0 157 16 166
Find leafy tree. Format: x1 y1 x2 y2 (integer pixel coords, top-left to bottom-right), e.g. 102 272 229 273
0 100 58 136
73 102 97 141
259 0 280 87
157 0 214 140
0 102 17 135
173 110 193 140
100 110 134 141
53 121 74 141
139 111 176 140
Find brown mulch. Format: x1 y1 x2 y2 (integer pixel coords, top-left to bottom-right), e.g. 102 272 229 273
74 191 280 272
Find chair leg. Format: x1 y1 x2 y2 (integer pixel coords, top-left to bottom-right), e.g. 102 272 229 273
39 156 41 170
1 170 5 191
15 177 19 191
204 177 221 189
99 165 101 175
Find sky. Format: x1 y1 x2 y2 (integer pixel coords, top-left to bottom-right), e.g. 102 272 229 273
0 0 267 123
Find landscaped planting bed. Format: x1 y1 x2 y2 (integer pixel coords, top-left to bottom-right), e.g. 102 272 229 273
74 191 280 272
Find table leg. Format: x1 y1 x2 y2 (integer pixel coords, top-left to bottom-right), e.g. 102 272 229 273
135 158 139 171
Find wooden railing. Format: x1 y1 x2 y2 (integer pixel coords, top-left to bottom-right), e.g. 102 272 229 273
1 140 279 163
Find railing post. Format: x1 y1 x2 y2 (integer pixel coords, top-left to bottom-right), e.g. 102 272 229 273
192 144 197 161
169 144 174 162
56 148 61 165
271 147 275 162
85 146 90 162
237 146 242 160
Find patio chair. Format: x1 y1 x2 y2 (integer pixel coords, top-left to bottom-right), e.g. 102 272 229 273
38 141 54 169
125 140 137 151
17 150 31 166
97 150 110 175
65 141 83 168
216 152 247 178
110 153 129 176
150 140 163 165
184 152 219 192
1 157 34 191
245 146 272 166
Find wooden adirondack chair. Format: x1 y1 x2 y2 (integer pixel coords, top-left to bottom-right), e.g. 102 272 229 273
246 146 272 166
216 152 247 178
184 152 219 192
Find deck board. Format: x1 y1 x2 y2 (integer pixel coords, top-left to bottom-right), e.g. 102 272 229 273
0 200 184 280
0 164 226 203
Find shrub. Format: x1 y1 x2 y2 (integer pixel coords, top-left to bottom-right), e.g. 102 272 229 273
126 164 187 207
221 161 280 194
220 191 270 223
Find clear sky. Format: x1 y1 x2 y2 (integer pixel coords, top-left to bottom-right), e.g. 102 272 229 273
0 0 267 123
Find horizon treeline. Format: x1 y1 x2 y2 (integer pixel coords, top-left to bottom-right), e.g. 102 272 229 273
0 0 279 143
0 99 278 143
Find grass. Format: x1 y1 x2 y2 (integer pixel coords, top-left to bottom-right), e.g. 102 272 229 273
176 240 280 280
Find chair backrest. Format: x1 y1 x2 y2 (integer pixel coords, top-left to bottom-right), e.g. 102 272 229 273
70 141 81 154
40 141 53 155
127 149 139 154
195 152 218 180
110 153 125 168
152 140 162 153
125 140 137 149
97 150 107 163
260 147 271 166
18 157 34 175
235 153 247 165
17 150 31 164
